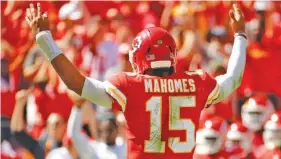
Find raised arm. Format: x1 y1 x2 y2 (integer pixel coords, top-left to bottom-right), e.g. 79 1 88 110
212 4 247 104
25 3 112 107
10 90 29 132
10 89 45 159
67 107 96 159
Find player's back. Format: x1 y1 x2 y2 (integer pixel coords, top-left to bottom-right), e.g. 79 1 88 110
105 70 219 159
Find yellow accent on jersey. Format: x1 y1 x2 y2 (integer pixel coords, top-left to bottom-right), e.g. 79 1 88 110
104 81 127 112
206 83 220 106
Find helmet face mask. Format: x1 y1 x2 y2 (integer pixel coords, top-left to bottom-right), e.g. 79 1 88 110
196 129 222 155
263 128 281 149
129 27 177 75
226 131 251 153
241 94 275 132
195 117 227 155
225 121 252 153
225 139 241 147
242 110 266 131
263 112 281 149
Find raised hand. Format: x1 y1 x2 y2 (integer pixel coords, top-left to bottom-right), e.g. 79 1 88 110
229 4 245 33
25 3 49 35
15 89 32 107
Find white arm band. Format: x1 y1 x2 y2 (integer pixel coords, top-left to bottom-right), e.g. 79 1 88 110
36 31 62 61
81 77 113 107
213 35 247 103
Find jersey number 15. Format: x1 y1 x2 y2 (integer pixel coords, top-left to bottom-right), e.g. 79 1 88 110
144 96 196 153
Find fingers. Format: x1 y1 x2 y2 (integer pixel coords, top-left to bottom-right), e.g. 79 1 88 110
25 16 32 26
26 8 31 18
42 12 48 21
37 3 41 18
25 8 32 26
26 8 32 19
233 4 239 11
232 4 244 20
28 3 42 19
229 10 236 22
30 3 36 19
25 3 43 26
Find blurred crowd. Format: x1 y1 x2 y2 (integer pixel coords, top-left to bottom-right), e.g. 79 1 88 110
1 1 281 159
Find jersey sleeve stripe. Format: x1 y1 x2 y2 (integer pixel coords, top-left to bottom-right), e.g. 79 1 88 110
104 81 127 112
206 83 220 106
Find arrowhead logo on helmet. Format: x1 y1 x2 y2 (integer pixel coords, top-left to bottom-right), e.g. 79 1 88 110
131 36 143 53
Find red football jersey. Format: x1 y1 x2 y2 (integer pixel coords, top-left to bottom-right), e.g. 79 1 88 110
226 146 254 159
105 70 219 159
251 132 264 156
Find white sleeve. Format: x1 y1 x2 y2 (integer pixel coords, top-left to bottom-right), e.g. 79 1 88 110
81 77 113 107
213 35 247 104
46 150 64 159
46 153 61 159
67 107 96 159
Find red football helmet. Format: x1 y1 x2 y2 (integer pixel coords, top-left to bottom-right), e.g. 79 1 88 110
241 94 275 132
225 121 252 153
195 116 228 155
129 27 177 74
263 111 281 149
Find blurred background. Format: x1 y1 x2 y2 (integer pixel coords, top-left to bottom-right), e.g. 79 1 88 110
1 1 281 159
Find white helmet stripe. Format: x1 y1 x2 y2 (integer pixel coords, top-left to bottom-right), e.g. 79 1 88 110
151 61 171 68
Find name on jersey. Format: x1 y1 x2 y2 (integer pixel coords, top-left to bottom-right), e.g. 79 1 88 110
144 79 196 93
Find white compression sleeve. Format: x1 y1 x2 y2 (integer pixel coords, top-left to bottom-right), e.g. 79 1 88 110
81 77 113 107
67 107 97 159
36 31 62 61
213 35 247 104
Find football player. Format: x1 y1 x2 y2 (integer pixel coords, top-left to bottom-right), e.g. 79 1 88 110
241 94 275 155
194 116 229 159
225 121 253 159
25 3 246 159
255 111 281 159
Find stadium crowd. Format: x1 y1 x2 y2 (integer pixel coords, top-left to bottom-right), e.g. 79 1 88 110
1 1 281 159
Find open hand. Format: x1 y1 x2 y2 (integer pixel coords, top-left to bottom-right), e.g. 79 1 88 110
229 4 245 33
25 3 49 35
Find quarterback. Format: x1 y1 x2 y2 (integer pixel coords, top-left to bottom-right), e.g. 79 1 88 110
26 3 246 159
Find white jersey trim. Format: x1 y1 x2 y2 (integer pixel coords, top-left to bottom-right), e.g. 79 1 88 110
151 61 171 68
